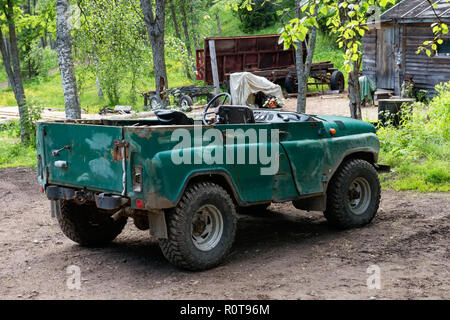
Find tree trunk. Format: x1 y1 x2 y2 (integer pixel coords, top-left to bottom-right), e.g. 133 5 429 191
169 0 191 78
348 60 362 119
338 6 361 119
189 1 199 49
56 0 81 120
0 32 15 88
216 13 222 36
180 1 195 79
169 0 182 39
295 1 318 113
295 44 306 113
1 1 28 142
140 0 168 98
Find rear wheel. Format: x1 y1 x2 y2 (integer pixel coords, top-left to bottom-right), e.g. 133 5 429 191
159 182 237 271
324 159 381 229
53 200 127 246
330 70 345 93
285 74 297 94
149 96 163 110
179 95 193 108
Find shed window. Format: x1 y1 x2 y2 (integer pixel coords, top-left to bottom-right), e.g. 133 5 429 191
437 40 450 57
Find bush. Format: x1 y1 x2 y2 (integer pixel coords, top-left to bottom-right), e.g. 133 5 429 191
236 0 277 33
25 42 58 79
0 120 37 168
378 82 450 192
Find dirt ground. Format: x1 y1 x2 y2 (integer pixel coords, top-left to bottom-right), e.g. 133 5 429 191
284 95 379 121
0 167 449 300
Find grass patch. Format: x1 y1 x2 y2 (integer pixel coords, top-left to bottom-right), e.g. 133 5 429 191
0 121 36 168
378 82 450 192
0 58 8 83
0 66 193 112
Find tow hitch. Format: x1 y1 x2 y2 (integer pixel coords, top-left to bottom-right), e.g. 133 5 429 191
46 186 129 210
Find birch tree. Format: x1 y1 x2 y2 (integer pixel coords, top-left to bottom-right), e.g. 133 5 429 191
56 0 81 119
280 0 319 113
140 0 168 98
0 0 28 142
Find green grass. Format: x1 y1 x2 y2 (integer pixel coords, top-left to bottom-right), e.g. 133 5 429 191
0 57 7 83
0 121 36 168
0 69 7 83
378 82 450 192
200 6 283 37
0 66 193 112
0 139 36 168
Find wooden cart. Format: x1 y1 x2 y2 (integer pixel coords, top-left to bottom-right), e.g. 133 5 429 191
196 35 345 94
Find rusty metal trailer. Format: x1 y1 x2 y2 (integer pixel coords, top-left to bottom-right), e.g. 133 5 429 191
196 34 345 93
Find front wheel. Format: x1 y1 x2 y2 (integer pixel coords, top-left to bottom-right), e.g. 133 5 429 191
324 159 381 229
53 200 128 246
159 182 237 271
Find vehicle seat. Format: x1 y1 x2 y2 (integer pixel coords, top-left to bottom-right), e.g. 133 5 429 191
155 110 194 125
216 105 255 124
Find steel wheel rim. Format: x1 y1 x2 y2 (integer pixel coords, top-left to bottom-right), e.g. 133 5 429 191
181 99 189 108
191 204 224 252
347 177 371 215
150 98 161 110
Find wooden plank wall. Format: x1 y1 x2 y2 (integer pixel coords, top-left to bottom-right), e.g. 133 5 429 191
404 25 450 93
364 24 450 95
362 29 377 84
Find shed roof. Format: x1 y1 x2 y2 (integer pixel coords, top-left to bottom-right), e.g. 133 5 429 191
381 0 450 23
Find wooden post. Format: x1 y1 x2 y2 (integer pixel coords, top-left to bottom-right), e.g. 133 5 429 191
209 39 220 95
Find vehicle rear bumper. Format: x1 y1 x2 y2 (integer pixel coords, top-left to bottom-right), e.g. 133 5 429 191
46 186 129 210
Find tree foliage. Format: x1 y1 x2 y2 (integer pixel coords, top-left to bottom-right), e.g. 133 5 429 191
235 0 277 33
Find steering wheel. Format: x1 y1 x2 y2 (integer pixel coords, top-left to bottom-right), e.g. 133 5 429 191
202 93 232 125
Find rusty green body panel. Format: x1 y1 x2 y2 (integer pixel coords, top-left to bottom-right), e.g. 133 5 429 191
37 115 379 210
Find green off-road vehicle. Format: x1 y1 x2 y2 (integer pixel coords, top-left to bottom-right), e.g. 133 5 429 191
37 94 384 270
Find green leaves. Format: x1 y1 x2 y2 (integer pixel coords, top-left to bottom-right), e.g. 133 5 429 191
418 21 449 57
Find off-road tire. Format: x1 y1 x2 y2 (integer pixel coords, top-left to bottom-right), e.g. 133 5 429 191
149 96 163 110
324 159 381 229
159 182 237 271
53 200 127 246
330 70 345 93
239 203 271 216
179 95 193 108
285 74 297 94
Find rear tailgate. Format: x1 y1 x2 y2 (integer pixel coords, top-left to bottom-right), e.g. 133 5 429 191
40 122 125 194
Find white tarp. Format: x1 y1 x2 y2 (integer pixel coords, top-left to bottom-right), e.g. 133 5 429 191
229 72 284 107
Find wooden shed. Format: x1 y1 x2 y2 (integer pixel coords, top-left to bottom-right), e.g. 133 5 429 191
363 0 450 96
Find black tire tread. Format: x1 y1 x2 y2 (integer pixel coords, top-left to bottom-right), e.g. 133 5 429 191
330 71 345 93
324 159 381 229
55 200 127 246
180 95 193 106
285 76 297 94
159 182 237 271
